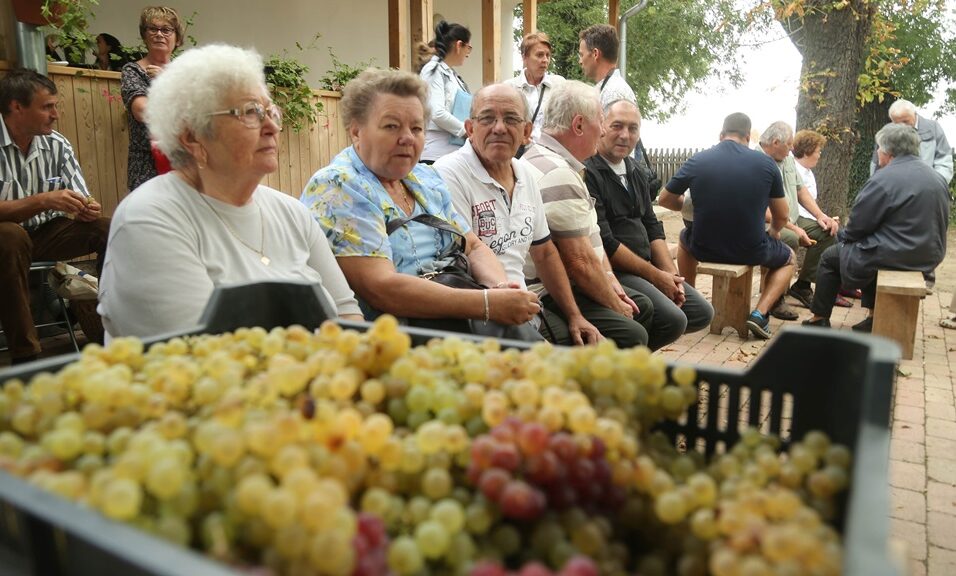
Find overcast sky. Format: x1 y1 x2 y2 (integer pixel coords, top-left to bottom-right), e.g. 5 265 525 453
639 17 956 151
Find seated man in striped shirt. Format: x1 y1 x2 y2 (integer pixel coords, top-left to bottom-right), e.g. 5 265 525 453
0 68 109 364
521 80 654 349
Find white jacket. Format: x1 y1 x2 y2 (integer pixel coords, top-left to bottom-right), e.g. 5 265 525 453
420 56 468 160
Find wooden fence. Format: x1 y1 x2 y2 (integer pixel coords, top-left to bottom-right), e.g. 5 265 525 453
646 147 703 186
0 62 349 217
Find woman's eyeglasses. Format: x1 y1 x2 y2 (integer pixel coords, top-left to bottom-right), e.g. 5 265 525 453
145 26 176 37
208 101 283 130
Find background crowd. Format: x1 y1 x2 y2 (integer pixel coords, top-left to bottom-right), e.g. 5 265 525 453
0 7 951 365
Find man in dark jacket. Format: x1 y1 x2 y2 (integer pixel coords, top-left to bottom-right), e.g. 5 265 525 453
584 99 713 349
804 123 950 330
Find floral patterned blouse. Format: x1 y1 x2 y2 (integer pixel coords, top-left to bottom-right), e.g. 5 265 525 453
301 146 471 276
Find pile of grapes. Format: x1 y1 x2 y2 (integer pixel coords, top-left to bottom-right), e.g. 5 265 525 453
0 317 849 575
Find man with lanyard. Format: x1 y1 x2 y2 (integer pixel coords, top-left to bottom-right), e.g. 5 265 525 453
0 68 109 364
578 24 660 194
505 32 565 156
435 84 601 345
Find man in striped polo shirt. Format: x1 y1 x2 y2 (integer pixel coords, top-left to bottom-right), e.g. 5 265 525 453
0 68 109 364
520 80 654 349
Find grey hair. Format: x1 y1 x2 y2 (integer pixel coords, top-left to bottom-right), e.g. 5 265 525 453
542 80 600 133
759 121 793 146
888 99 917 119
875 122 920 157
146 44 267 170
340 67 430 128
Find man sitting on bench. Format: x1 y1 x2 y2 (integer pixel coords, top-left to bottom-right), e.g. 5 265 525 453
803 123 949 331
658 112 795 340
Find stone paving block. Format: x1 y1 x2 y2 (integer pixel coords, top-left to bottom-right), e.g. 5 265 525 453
929 546 956 576
895 405 926 424
928 456 956 485
894 421 927 444
928 512 956 550
892 439 927 464
891 459 927 492
926 388 955 405
896 389 926 408
891 517 928 561
908 558 927 576
925 362 952 377
927 481 956 519
891 487 927 523
926 402 956 421
928 418 956 441
927 437 956 460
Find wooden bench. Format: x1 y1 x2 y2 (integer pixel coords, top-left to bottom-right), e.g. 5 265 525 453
697 263 767 339
873 270 927 360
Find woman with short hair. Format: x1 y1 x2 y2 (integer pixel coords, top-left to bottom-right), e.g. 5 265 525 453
121 5 183 191
301 68 542 339
99 44 362 339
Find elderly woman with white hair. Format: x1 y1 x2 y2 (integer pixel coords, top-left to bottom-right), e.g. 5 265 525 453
98 44 362 338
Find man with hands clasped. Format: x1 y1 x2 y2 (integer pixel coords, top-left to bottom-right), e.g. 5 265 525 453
0 69 109 364
584 99 713 350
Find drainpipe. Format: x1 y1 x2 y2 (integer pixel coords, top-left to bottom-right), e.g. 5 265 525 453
618 0 650 80
14 22 48 75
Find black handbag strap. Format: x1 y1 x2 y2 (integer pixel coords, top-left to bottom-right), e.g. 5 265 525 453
530 84 546 123
386 212 467 260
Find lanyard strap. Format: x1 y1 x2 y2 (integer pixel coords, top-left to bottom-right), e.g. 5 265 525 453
599 68 615 92
530 84 547 123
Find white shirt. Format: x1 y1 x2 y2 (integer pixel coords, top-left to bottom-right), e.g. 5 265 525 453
434 140 551 290
504 70 565 142
98 174 361 338
794 160 816 219
598 68 636 110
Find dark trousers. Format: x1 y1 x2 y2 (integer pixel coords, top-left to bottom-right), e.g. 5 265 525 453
810 244 877 319
615 272 714 350
0 217 110 359
539 286 654 349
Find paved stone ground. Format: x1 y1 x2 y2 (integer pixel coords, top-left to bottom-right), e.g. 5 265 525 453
655 210 956 576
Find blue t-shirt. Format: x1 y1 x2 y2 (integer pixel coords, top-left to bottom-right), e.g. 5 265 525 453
665 140 784 264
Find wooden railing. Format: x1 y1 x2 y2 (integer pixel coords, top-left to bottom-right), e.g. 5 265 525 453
0 62 349 217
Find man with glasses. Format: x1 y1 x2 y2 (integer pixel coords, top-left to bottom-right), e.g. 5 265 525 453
435 84 601 345
585 99 713 350
0 69 109 364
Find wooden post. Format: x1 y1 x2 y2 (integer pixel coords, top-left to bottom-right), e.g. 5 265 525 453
482 0 501 84
388 0 410 71
522 0 537 36
411 0 433 47
609 0 619 26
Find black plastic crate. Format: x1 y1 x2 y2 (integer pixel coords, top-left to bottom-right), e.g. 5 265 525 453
0 281 900 576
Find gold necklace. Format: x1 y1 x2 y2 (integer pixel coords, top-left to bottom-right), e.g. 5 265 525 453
198 193 271 266
391 183 415 214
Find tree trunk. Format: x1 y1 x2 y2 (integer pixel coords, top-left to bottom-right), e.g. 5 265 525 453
781 1 876 218
848 96 892 205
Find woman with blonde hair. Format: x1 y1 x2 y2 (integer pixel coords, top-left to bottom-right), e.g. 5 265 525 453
121 6 183 191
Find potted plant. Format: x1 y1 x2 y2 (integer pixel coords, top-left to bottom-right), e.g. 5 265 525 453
319 49 374 92
21 0 99 65
264 34 324 132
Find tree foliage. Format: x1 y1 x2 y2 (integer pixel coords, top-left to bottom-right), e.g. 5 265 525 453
516 0 752 121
